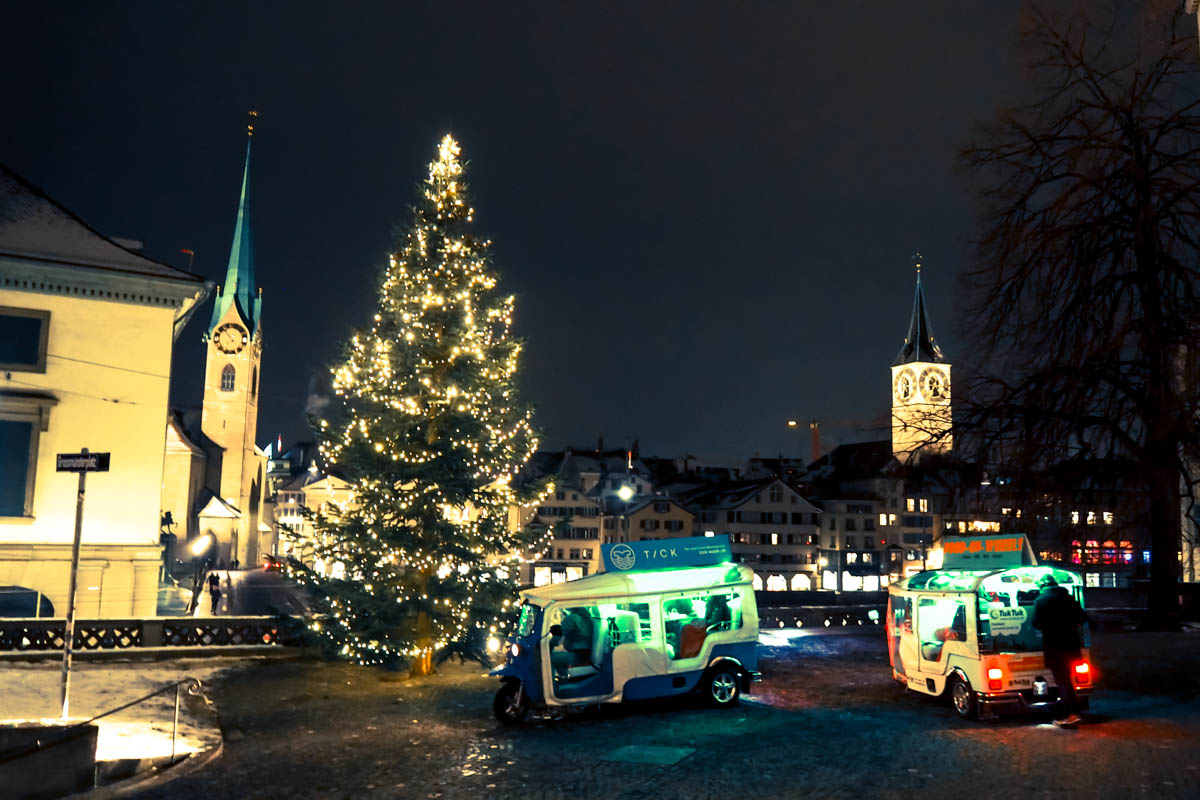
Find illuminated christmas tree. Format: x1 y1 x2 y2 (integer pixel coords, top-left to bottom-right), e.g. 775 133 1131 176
295 135 540 673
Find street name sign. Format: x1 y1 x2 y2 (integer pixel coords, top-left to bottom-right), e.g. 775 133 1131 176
56 452 110 472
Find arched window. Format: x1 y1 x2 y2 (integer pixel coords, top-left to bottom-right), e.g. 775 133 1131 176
752 573 764 591
790 573 811 591
251 366 258 398
766 574 787 592
220 364 236 392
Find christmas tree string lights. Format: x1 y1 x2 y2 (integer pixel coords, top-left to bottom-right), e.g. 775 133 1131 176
288 134 550 671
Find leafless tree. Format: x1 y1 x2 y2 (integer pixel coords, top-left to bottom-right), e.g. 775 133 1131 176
957 0 1200 627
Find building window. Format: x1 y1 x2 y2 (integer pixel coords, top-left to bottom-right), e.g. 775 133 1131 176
583 548 593 559
864 536 875 549
919 498 929 512
654 501 669 513
845 518 857 531
864 516 876 531
906 498 916 512
827 517 836 531
569 549 580 560
846 536 856 549
771 532 779 545
0 307 51 373
0 394 55 517
769 486 783 503
220 364 236 392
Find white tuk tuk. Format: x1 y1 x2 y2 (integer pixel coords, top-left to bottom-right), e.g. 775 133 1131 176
491 535 761 723
887 534 1093 720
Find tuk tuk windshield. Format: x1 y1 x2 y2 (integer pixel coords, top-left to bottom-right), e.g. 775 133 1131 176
976 567 1089 653
516 603 540 637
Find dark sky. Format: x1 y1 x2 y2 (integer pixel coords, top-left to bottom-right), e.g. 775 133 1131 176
1 2 1026 462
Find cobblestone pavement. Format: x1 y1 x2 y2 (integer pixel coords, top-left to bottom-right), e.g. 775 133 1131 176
131 627 1200 800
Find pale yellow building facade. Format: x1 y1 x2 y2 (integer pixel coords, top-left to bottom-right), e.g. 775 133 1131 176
0 163 207 617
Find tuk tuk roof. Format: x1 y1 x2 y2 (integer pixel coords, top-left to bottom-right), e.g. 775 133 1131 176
890 564 1085 595
520 562 754 605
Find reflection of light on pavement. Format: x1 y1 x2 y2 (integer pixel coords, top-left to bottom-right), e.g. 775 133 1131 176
91 718 207 760
2 717 209 761
758 629 816 646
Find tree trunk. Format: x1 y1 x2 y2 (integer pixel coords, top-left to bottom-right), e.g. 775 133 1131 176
1143 456 1181 630
409 567 436 676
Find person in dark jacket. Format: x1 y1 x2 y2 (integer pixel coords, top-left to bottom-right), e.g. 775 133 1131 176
1031 576 1089 726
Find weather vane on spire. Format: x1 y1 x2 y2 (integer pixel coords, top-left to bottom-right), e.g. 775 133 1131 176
912 251 923 274
247 109 259 138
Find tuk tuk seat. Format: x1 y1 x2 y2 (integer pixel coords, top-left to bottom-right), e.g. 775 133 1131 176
564 612 614 681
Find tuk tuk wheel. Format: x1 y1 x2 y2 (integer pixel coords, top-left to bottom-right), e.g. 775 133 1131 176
949 675 978 721
493 681 529 725
705 666 741 708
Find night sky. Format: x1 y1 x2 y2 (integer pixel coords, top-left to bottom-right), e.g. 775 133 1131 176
1 2 1027 462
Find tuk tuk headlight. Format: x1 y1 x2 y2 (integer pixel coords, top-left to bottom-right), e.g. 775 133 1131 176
510 643 521 658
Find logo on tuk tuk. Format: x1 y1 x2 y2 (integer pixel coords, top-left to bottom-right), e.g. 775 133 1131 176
609 544 636 570
988 606 1026 636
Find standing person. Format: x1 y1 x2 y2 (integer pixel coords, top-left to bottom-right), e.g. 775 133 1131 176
208 572 222 616
1031 576 1089 727
231 557 239 571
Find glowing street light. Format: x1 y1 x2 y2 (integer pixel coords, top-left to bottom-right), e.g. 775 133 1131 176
616 485 634 502
190 533 214 557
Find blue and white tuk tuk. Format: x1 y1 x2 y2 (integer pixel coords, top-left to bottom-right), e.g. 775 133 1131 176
491 535 761 723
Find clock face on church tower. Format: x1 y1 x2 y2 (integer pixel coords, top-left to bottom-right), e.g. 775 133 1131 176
919 366 949 401
894 368 916 403
214 322 248 354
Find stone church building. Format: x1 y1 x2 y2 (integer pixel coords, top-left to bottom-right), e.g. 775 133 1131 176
160 131 272 570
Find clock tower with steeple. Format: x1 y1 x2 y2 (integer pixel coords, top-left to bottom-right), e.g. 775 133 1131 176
891 259 951 462
198 116 266 565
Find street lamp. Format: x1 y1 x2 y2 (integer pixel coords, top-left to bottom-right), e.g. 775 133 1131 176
187 534 214 614
190 533 214 557
616 485 634 502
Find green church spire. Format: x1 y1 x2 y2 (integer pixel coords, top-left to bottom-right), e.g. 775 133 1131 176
209 113 261 335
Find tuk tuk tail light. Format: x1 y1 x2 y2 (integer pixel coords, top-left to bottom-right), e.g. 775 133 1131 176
1074 662 1091 685
510 643 521 658
987 667 1003 691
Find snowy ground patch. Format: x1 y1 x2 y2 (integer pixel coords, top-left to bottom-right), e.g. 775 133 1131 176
0 659 234 761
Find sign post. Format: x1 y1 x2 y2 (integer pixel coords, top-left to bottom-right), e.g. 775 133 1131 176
56 448 110 719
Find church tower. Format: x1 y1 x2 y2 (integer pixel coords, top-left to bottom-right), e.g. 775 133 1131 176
890 260 951 462
200 116 265 564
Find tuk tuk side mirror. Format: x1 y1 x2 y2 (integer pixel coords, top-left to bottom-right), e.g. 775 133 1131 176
549 624 562 637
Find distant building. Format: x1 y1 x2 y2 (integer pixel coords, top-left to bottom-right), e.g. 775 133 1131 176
681 478 821 591
0 161 207 617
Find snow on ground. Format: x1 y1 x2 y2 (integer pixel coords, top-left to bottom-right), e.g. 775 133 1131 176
0 659 236 761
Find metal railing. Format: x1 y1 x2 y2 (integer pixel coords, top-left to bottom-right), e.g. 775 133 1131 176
0 676 204 768
0 616 292 652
